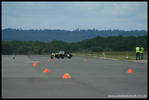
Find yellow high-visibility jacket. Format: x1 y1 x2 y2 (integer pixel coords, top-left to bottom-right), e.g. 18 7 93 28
140 47 144 53
136 47 140 53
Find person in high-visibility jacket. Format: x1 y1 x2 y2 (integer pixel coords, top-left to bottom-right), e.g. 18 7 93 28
140 47 144 60
136 47 140 60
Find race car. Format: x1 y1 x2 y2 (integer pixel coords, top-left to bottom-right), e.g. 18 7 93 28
64 51 72 59
58 51 72 59
50 52 60 59
50 51 72 59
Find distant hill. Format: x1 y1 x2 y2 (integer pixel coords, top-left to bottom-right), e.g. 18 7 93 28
2 28 147 42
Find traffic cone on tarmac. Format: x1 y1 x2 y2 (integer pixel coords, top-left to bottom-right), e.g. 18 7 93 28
84 58 87 62
33 63 37 67
62 73 71 79
33 61 38 67
48 59 51 62
43 68 50 73
127 68 133 73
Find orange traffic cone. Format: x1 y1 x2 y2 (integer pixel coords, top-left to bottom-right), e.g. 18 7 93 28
48 59 51 62
43 68 50 73
84 58 87 62
33 63 37 67
127 68 133 73
62 73 71 79
33 61 38 67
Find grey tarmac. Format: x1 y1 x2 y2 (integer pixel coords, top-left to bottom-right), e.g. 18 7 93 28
2 55 147 98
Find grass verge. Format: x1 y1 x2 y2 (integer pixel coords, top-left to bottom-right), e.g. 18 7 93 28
72 51 148 60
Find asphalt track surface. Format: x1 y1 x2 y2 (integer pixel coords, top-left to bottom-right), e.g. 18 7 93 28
2 55 147 98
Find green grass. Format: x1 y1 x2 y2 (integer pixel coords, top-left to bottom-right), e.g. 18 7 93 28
72 51 148 60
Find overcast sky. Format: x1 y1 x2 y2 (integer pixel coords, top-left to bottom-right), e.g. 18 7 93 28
2 2 147 30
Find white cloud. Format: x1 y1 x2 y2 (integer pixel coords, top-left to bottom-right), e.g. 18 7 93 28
109 2 146 16
2 2 147 30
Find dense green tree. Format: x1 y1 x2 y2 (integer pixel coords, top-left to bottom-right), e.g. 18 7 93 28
2 35 147 54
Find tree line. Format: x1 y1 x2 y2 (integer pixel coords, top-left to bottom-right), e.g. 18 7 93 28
2 28 147 42
2 35 147 55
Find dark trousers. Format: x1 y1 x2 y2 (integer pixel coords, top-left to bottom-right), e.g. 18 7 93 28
140 53 143 60
136 52 140 60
